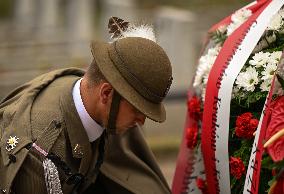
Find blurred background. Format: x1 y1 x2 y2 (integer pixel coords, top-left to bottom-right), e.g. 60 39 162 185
0 0 250 187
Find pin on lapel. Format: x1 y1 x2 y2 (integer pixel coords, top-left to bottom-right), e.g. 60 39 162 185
6 136 19 152
74 144 84 157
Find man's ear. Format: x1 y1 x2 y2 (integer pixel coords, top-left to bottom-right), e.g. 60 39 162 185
99 83 113 104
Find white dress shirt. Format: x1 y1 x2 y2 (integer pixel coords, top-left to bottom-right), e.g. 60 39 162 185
72 78 104 142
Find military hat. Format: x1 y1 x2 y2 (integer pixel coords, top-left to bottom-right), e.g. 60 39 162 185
90 37 172 122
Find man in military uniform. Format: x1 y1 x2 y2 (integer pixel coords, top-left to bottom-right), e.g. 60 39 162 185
0 29 173 193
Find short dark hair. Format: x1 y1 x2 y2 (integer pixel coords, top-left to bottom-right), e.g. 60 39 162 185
85 59 107 85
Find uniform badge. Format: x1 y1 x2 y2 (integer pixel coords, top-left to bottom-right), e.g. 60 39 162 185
6 136 19 151
74 144 84 157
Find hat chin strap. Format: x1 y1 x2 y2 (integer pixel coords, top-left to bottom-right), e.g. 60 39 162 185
90 90 121 183
106 90 121 134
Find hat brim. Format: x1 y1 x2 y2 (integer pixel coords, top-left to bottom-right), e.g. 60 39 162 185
91 41 166 123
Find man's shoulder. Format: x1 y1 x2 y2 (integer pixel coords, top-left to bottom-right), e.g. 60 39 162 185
0 68 84 193
0 68 82 139
29 75 78 149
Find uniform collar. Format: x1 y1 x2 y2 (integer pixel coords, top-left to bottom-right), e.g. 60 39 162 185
72 78 104 142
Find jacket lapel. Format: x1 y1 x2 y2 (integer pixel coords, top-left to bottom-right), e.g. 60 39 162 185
59 77 93 176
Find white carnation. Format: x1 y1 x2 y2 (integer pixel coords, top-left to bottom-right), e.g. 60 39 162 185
235 66 259 92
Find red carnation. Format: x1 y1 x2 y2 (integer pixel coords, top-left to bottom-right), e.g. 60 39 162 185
265 96 284 162
236 112 252 127
229 156 245 179
249 119 259 131
196 178 209 194
188 96 201 120
186 124 198 149
235 112 258 139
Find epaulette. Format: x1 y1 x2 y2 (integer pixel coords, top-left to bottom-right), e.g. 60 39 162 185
0 120 63 194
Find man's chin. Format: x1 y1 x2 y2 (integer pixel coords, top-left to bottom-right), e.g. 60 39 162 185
115 128 128 135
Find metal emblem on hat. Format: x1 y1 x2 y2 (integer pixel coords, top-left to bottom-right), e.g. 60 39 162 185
6 136 19 152
74 144 84 157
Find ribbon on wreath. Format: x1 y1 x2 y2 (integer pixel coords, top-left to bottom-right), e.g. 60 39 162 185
172 0 284 193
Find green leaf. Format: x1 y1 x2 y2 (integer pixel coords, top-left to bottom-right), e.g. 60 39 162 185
209 30 227 45
261 155 274 169
230 177 237 189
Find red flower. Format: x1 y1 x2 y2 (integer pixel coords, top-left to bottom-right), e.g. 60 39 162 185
229 156 245 179
186 124 198 149
235 112 258 139
188 96 201 120
265 96 284 162
249 119 259 131
236 112 252 126
196 178 209 194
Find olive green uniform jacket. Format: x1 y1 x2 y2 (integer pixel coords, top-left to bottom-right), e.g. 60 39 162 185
0 68 170 194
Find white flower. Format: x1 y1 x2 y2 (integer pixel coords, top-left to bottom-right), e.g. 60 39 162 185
227 22 241 36
193 46 221 87
260 79 271 92
261 62 277 81
207 46 221 57
249 51 270 68
227 9 252 36
267 11 284 31
7 136 19 150
267 51 282 64
231 9 252 23
235 66 259 92
193 58 211 87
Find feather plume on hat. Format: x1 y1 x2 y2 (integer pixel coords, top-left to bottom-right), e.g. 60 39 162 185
108 16 156 42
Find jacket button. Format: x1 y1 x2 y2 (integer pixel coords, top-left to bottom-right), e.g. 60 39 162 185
54 121 61 128
9 154 16 163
